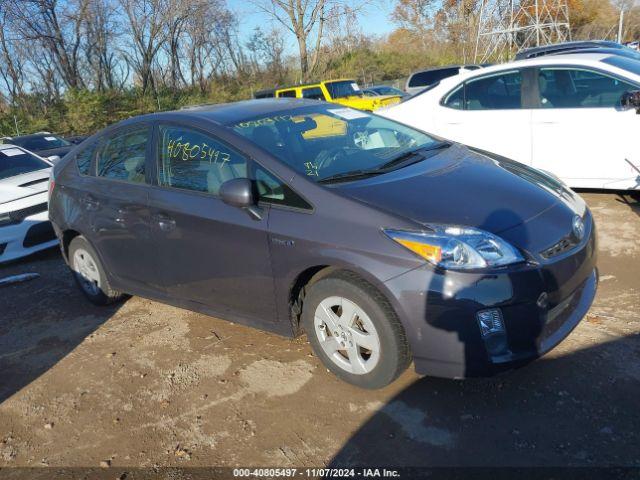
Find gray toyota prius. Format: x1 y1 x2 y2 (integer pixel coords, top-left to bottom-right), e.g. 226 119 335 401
49 99 597 389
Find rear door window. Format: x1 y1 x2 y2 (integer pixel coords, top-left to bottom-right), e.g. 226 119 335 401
538 67 638 108
465 71 522 110
302 87 325 100
277 90 297 98
158 125 248 196
443 84 465 110
97 127 149 183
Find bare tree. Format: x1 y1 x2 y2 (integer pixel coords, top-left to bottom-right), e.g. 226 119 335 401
0 6 26 104
119 0 168 94
247 27 288 83
391 0 438 49
8 0 89 90
83 0 123 91
251 0 331 81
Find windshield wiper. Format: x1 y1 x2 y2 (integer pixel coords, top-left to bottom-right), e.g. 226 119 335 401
318 169 384 184
376 142 451 172
318 142 452 185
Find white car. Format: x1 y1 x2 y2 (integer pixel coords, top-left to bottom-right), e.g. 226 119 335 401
381 52 640 190
0 144 57 263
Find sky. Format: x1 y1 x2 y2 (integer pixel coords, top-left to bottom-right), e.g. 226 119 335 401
227 0 398 53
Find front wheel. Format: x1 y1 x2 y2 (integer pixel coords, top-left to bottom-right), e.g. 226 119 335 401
302 272 411 389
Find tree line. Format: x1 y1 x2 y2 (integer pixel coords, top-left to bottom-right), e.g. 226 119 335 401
0 0 638 136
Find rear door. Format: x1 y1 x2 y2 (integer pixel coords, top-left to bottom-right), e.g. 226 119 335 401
147 122 278 324
531 66 640 188
88 124 160 294
437 69 533 165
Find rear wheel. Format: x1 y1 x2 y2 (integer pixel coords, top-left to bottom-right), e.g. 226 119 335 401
69 236 124 305
302 272 411 389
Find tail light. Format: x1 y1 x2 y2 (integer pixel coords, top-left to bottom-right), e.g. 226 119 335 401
48 172 56 201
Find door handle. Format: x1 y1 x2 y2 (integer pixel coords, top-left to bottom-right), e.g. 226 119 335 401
154 214 176 232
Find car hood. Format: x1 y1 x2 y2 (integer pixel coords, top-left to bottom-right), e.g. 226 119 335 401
0 169 51 205
332 95 401 109
332 145 586 252
34 145 73 158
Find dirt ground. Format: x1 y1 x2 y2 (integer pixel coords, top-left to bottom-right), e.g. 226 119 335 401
0 192 638 470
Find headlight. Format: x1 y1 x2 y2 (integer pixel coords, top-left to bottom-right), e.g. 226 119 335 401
0 213 12 227
385 225 524 270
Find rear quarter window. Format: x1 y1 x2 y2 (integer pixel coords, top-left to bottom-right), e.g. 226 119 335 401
75 142 98 176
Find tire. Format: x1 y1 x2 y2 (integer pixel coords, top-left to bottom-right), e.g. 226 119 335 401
302 271 411 389
68 236 124 305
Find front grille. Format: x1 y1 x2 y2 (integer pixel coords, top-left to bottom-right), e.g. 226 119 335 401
23 221 56 248
540 236 578 259
3 202 48 226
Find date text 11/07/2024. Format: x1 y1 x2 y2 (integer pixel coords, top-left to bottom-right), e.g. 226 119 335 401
233 468 401 478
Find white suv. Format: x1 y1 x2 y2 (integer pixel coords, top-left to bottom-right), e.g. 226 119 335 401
383 52 640 190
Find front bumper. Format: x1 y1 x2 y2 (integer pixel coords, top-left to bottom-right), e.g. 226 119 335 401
0 210 58 263
383 218 597 379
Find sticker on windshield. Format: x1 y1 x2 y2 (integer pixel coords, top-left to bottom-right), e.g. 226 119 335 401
350 83 360 91
1 148 25 157
45 136 57 141
329 108 369 120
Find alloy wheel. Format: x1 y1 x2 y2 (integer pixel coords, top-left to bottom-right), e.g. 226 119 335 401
313 296 381 375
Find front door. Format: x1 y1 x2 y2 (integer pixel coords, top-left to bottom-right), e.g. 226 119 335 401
147 123 277 324
437 69 533 165
531 67 640 189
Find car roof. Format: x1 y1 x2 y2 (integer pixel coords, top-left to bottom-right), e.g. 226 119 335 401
454 52 615 78
515 40 622 59
5 132 56 140
410 65 466 76
116 98 325 128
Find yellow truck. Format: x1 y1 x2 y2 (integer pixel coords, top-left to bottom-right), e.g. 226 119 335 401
254 79 402 112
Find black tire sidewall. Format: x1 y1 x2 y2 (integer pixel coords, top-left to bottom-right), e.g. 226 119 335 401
302 275 407 389
68 236 113 305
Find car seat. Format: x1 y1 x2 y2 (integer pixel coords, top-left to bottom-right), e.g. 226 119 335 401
124 156 145 183
206 158 247 195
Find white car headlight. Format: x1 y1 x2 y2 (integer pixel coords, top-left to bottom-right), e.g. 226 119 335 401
385 225 524 270
0 212 12 227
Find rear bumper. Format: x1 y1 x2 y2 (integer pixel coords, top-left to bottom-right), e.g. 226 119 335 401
383 219 597 379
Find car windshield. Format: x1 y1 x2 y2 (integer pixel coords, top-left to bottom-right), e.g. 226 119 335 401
325 81 363 98
13 135 70 151
231 104 445 183
0 147 50 180
373 86 403 96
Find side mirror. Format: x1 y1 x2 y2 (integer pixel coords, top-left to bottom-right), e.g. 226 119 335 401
219 178 262 220
47 155 61 164
621 90 640 113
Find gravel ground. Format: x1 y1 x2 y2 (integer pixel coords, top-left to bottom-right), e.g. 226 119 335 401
0 192 638 470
